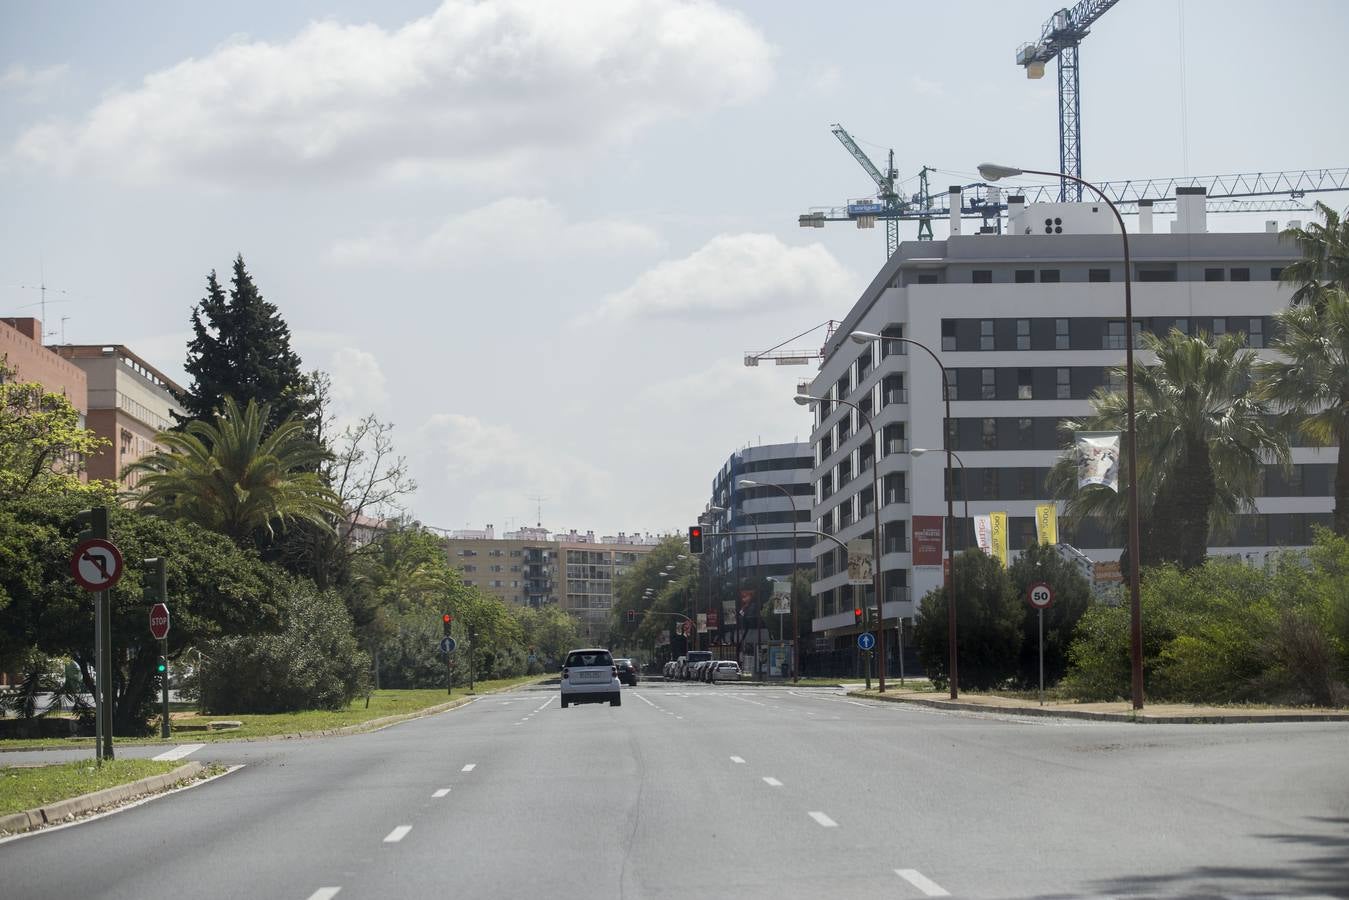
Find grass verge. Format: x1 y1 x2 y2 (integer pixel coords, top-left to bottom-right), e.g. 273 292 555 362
0 759 183 817
0 677 543 750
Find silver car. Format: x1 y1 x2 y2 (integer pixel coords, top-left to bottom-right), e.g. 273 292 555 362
560 648 621 708
710 661 741 683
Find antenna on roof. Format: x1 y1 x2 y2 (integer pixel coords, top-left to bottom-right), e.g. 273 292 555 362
528 495 548 527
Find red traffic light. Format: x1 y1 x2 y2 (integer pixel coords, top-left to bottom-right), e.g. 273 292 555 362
853 607 864 624
442 614 452 624
688 525 704 554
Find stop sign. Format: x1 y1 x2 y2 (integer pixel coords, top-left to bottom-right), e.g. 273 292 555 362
149 602 170 640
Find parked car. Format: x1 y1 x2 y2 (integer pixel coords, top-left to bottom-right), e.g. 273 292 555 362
559 648 620 708
614 658 638 686
710 661 741 683
663 661 677 680
682 650 712 679
674 655 688 679
701 660 716 682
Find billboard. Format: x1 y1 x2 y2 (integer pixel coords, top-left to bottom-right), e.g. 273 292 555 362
912 516 944 566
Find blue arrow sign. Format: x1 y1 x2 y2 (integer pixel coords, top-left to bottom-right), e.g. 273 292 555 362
857 632 876 651
439 636 457 654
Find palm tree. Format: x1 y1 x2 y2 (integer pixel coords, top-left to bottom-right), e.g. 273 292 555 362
1280 202 1349 308
1257 288 1349 535
128 396 341 545
1049 329 1288 570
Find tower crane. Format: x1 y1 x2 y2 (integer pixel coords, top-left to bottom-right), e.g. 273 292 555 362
1016 0 1122 201
828 125 927 256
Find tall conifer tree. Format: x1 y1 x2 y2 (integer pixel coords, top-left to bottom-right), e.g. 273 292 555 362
175 255 318 435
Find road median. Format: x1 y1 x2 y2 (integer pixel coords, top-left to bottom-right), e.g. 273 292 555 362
0 760 207 837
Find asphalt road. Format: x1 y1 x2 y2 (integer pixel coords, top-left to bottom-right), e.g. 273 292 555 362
4 681 1347 899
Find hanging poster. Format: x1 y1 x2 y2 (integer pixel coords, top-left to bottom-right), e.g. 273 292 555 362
974 515 993 554
912 516 944 566
989 511 1009 568
1035 504 1059 545
1076 432 1121 492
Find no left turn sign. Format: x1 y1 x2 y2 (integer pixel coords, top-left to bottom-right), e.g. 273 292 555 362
1027 581 1054 610
71 538 124 591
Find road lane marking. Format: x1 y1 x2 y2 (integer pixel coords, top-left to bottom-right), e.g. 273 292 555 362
762 777 783 787
461 763 476 772
633 693 659 707
306 889 342 900
730 756 746 764
432 789 450 798
808 811 838 828
383 826 412 843
535 698 553 712
895 869 950 896
152 743 205 761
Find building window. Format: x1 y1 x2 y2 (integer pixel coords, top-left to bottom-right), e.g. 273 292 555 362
881 324 905 358
941 320 957 352
1105 369 1126 393
1231 267 1251 282
1213 317 1226 336
980 320 994 351
1017 368 1033 400
1017 469 1036 499
1040 269 1061 283
1173 318 1189 336
944 369 958 401
981 368 996 400
982 468 999 497
1138 267 1177 282
947 419 959 451
1018 417 1034 448
1016 319 1030 350
1015 269 1035 284
917 272 940 285
1105 320 1127 350
1270 267 1284 281
1204 267 1225 282
982 418 997 450
1055 318 1070 350
1088 268 1111 283
1056 368 1071 399
1249 318 1264 348
973 269 993 284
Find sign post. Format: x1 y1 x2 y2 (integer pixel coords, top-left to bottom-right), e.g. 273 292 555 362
146 558 170 739
1026 582 1055 705
71 512 122 763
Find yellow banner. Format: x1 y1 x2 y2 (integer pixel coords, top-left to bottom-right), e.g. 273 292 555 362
989 512 1009 568
1035 504 1058 545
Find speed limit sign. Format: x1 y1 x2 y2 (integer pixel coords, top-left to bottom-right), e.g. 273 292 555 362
1027 581 1054 609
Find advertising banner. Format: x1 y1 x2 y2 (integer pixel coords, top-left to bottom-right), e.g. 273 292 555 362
989 511 1009 568
912 515 944 566
706 610 719 630
771 579 791 614
1035 504 1059 545
696 613 707 634
974 515 992 554
1076 432 1121 492
847 539 873 585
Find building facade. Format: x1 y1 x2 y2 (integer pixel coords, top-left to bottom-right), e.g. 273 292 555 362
802 188 1332 663
1 318 88 417
57 345 185 490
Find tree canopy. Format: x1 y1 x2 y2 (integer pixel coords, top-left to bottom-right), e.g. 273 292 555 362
0 360 110 502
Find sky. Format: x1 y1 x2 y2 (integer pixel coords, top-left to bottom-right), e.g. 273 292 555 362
3 0 1347 537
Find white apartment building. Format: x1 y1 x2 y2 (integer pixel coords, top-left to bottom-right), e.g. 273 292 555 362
803 188 1334 666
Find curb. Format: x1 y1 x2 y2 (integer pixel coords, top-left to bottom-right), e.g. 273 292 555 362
0 761 203 836
849 691 1349 724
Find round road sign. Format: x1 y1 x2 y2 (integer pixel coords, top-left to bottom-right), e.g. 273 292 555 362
857 632 876 651
439 636 457 654
150 602 171 640
70 538 124 591
1027 581 1054 610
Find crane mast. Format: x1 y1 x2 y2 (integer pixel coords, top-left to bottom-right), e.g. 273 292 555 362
830 124 903 258
1016 0 1122 201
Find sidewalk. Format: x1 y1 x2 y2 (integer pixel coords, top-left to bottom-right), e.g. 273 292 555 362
848 687 1349 724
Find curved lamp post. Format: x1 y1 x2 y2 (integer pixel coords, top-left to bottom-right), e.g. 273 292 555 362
796 391 886 691
978 162 1143 710
847 330 959 698
740 478 800 681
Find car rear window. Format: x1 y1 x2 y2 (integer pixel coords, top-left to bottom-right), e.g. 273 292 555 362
566 651 613 667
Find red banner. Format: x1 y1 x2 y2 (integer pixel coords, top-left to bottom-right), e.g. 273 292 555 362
912 516 944 567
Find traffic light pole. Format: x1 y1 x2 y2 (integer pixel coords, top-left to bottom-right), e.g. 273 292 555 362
161 638 170 739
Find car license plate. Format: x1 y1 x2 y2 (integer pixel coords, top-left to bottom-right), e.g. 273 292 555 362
575 671 606 682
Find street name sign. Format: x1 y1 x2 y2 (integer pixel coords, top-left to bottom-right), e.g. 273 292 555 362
149 603 170 640
71 539 124 591
857 632 876 651
1027 581 1054 610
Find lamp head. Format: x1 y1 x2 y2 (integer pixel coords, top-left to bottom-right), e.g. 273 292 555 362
978 163 1023 182
908 447 930 457
793 395 816 407
849 330 882 345
738 479 757 487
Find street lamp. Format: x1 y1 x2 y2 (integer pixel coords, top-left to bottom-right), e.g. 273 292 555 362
844 329 959 697
978 162 1144 710
796 389 887 691
741 478 800 681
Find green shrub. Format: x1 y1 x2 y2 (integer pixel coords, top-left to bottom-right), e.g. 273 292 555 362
914 551 1022 690
199 580 370 713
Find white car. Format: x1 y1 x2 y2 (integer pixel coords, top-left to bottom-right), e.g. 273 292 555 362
710 661 741 683
560 648 621 708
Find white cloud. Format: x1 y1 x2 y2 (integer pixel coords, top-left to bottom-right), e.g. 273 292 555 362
595 233 857 320
328 197 663 267
0 63 69 98
13 0 774 186
414 412 615 527
327 346 389 417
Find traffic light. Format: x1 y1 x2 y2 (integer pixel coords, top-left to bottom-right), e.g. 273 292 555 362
854 607 864 626
626 609 636 623
688 526 703 554
156 655 168 676
442 613 453 636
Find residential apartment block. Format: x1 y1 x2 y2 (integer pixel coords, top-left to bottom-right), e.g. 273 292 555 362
1 318 87 418
441 525 661 642
802 188 1333 666
57 344 185 490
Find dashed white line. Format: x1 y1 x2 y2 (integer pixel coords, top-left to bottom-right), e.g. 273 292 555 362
306 889 342 900
762 777 783 787
461 763 476 772
152 743 205 761
383 825 412 843
895 869 950 896
633 693 659 708
729 756 746 764
432 788 450 798
808 811 838 828
535 698 554 713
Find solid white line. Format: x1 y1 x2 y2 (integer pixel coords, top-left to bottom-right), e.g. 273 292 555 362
535 697 553 712
729 756 745 764
808 811 838 828
383 825 412 843
895 869 950 896
151 743 205 761
762 777 783 787
461 763 476 772
432 788 450 798
306 889 342 900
